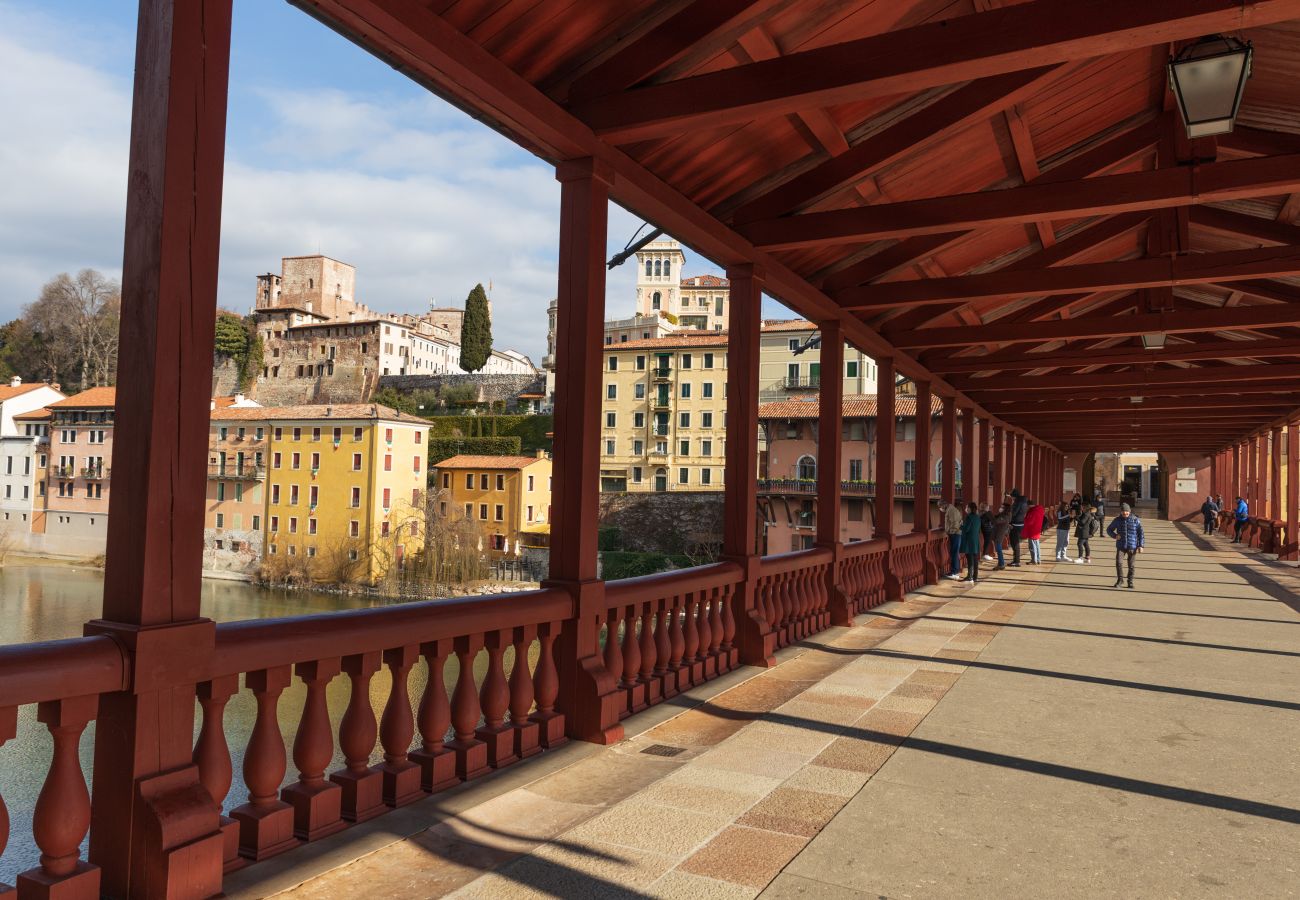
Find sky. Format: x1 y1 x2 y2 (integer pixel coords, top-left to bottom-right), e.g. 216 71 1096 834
0 0 767 366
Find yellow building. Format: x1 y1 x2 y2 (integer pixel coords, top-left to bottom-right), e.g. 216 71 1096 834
433 453 552 556
209 404 427 583
758 319 879 400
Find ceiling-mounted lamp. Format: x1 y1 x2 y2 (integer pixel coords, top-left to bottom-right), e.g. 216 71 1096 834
1130 396 1144 404
1168 35 1253 138
1141 332 1167 350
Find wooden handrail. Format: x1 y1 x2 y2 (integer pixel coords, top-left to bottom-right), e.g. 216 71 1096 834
604 561 743 608
0 636 127 708
759 546 833 576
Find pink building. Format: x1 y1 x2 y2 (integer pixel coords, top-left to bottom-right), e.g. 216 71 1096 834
759 393 979 553
43 387 115 545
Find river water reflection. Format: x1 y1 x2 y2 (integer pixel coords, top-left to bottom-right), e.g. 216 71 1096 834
0 563 503 885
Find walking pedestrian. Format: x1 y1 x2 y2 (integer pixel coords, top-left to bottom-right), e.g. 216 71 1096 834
1008 489 1028 567
991 503 1011 570
1106 502 1145 588
961 502 982 583
1024 499 1045 564
1094 493 1106 519
1074 505 1098 563
1200 495 1220 535
1232 496 1248 543
942 500 964 579
1054 502 1073 561
979 501 995 562
1068 493 1082 518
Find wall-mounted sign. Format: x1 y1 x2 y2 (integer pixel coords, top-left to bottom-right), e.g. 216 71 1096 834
1063 468 1077 491
1176 467 1197 479
1175 479 1198 493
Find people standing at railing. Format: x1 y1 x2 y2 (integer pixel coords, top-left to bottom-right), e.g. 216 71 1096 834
1106 502 1145 588
961 501 983 583
1008 489 1028 567
942 500 964 580
979 501 995 563
1232 496 1249 543
1200 495 1220 535
991 503 1011 571
1074 505 1098 563
1023 499 1045 565
1054 502 1073 561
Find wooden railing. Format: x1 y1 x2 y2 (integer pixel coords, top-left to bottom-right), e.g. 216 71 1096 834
0 536 951 895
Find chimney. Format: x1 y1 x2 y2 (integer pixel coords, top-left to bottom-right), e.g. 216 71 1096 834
234 393 245 405
9 376 19 388
210 399 216 411
535 448 546 459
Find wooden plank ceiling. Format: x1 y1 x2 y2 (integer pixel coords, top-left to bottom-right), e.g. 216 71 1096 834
294 0 1300 454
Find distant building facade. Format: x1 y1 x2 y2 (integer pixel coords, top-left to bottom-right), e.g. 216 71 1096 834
0 379 65 531
433 453 552 557
42 387 115 543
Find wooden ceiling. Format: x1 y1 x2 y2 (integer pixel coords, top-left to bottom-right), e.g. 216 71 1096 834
294 0 1300 453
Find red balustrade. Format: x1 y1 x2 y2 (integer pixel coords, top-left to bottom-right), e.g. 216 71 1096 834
839 539 888 615
757 548 833 650
892 532 929 594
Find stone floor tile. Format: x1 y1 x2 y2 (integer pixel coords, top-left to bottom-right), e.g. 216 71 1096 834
563 800 730 857
725 721 838 756
427 789 598 853
809 733 901 775
780 764 868 798
525 748 683 808
678 826 808 890
468 837 675 899
906 670 961 690
774 698 866 727
736 787 847 837
651 869 760 899
639 708 754 749
692 744 813 780
874 693 937 715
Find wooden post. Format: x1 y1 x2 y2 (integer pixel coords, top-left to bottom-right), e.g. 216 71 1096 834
546 158 623 745
875 359 903 600
940 396 956 506
913 381 932 535
1271 426 1283 523
992 424 1005 505
1232 442 1241 506
723 265 773 665
816 321 849 624
83 2 232 895
1287 424 1299 560
960 408 975 509
977 416 991 507
1013 432 1025 497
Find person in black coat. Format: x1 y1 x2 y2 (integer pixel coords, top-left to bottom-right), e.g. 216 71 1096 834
1008 489 1028 567
1200 496 1220 535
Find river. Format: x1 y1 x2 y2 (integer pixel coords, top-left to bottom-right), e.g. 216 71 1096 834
0 563 501 886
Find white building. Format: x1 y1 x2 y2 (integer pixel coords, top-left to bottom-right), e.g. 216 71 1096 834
0 379 65 530
634 239 729 331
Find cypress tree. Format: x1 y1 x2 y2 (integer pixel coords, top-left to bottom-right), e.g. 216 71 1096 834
459 283 492 372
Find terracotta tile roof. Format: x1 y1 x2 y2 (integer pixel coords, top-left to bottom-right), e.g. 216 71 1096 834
0 383 52 402
607 333 729 350
210 403 426 424
760 319 816 332
434 454 547 470
48 387 116 408
759 393 943 419
680 274 729 288
13 407 50 421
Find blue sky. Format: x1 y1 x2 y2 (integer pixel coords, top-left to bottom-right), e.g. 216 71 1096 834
0 0 757 365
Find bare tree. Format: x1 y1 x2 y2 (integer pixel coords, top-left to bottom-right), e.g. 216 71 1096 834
26 270 121 390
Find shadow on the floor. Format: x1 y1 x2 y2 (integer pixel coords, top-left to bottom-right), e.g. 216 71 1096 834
1219 564 1300 616
691 700 1300 826
792 642 1300 713
1008 597 1300 627
864 610 1300 659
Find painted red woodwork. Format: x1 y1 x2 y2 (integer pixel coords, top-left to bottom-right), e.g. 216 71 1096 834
931 340 1300 374
411 640 456 792
941 397 956 506
1272 427 1284 522
1287 424 1299 560
509 626 542 760
330 653 385 823
961 409 975 508
913 381 933 534
378 646 422 804
875 359 897 542
816 321 849 624
978 417 991 506
231 667 296 861
282 659 344 842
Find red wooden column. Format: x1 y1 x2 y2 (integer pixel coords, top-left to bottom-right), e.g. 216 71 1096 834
1271 426 1284 523
913 381 933 535
977 416 991 506
960 408 975 508
1013 432 1025 496
1254 433 1264 516
723 264 773 665
816 321 849 624
547 159 623 745
80 3 233 896
940 396 956 507
876 358 903 600
1232 442 1241 505
1287 423 1299 560
992 424 1005 505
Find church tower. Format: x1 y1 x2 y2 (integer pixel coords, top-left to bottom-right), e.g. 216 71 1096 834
634 239 686 320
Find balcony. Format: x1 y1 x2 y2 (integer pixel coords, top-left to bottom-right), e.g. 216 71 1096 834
757 479 950 498
207 463 266 480
651 396 671 409
651 366 671 380
81 466 109 480
783 374 821 390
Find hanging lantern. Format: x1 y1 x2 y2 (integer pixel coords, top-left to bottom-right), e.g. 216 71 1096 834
1168 35 1253 138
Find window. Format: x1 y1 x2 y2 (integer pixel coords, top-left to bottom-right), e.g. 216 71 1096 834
702 412 713 428
846 360 859 378
678 467 689 485
849 459 863 481
252 515 260 530
413 456 421 473
292 427 301 441
633 439 643 455
381 521 390 537
479 503 488 520
217 482 225 501
310 452 320 470
606 439 616 455
797 455 816 480
903 459 917 482
679 412 690 428
789 339 800 351
702 382 713 398
289 517 298 534
309 518 318 535
332 427 342 443
527 475 535 491
704 353 714 369
494 504 504 521
895 420 916 442
270 516 279 533
480 474 489 490
385 428 393 444
353 453 363 471
464 503 472 518
681 383 692 399
291 452 301 470
350 520 360 537
634 412 645 428
353 427 364 442
442 473 450 489
681 353 692 369
701 440 712 456
847 499 864 522
256 427 264 441
351 487 361 508
384 454 392 472
678 439 689 456
607 383 617 400
271 484 280 504
632 466 642 483
606 412 617 428
465 473 474 489
311 427 321 442
608 356 618 371
309 485 318 507
636 355 646 370
290 485 299 506
413 488 421 506
273 452 282 469
382 488 391 509
701 468 712 486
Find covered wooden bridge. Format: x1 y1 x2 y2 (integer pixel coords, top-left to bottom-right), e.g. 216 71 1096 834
5 1 1300 896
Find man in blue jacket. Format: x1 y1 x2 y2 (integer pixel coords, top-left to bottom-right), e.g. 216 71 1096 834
1232 496 1249 543
1106 502 1145 589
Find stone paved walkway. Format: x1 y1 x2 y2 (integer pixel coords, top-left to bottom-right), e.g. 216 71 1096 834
242 519 1300 898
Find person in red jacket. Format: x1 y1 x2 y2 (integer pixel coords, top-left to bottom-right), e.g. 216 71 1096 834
1023 499 1045 565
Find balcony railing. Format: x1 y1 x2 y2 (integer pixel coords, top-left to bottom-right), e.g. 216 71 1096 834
756 479 958 497
783 375 820 390
0 523 935 895
651 397 671 409
81 466 109 480
651 366 671 380
207 463 267 480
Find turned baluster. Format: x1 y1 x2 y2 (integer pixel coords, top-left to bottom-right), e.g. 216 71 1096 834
411 639 456 792
379 645 421 805
708 587 724 657
652 602 672 697
761 577 778 630
603 607 624 693
450 635 489 780
0 706 13 887
508 625 541 759
621 605 645 713
667 595 687 692
696 591 714 676
530 621 565 748
636 602 660 706
19 695 98 891
683 591 702 682
476 631 517 768
232 666 296 860
282 659 344 841
194 675 241 867
329 651 384 823
720 583 737 668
